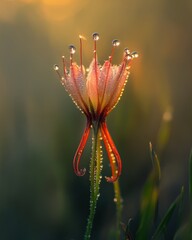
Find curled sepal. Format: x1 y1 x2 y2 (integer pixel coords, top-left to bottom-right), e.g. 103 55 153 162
73 120 91 176
101 121 122 182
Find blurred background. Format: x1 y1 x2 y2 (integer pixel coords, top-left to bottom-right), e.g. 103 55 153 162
0 0 192 239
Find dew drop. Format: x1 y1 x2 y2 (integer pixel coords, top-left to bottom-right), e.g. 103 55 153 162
125 54 132 60
124 48 130 55
92 32 100 41
53 64 59 71
112 39 120 47
69 45 76 54
131 51 139 58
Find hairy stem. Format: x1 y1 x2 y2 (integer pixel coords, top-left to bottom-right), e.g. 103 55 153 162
113 179 123 239
84 123 102 240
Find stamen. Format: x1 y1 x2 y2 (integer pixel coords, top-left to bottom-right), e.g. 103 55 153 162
53 64 62 79
62 56 68 79
69 45 76 66
79 35 86 72
92 32 99 60
108 39 120 63
92 32 100 108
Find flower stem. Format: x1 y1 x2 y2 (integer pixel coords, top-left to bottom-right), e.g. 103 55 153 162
113 179 123 239
84 124 102 240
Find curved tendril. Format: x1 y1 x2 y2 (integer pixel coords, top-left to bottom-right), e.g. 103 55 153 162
101 121 122 182
73 120 91 176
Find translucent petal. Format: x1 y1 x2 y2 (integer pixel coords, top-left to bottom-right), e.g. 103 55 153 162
86 59 100 112
105 62 130 114
65 62 89 115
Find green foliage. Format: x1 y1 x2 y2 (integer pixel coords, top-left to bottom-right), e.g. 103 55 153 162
173 149 192 240
189 149 192 204
122 143 186 240
152 187 184 240
121 219 133 240
135 143 161 240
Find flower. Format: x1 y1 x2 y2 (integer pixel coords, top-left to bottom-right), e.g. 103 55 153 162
54 33 138 182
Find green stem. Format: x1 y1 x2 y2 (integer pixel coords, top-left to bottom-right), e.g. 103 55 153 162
84 124 103 240
113 176 123 239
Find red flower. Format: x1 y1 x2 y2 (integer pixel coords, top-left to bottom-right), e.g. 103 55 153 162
54 33 138 182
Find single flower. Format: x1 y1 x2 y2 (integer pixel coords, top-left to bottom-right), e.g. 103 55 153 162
54 33 138 182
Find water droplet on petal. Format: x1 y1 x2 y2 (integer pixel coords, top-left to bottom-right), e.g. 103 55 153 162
124 48 130 55
92 32 100 41
69 45 76 54
53 64 59 71
112 39 120 47
131 51 139 58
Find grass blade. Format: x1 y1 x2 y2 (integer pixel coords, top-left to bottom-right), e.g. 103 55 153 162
189 149 192 203
152 186 184 240
136 143 161 240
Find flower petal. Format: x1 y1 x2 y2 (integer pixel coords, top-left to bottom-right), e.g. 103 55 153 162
98 60 113 113
65 62 89 115
73 120 91 176
86 58 100 112
100 121 122 182
104 61 130 116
